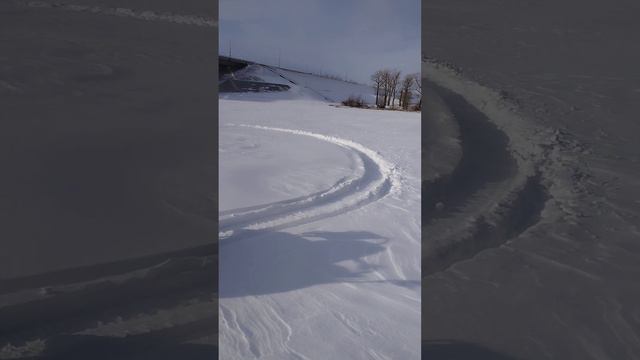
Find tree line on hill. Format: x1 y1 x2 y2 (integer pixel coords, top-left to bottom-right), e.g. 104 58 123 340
371 70 421 111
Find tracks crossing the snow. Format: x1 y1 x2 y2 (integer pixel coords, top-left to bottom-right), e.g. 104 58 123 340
220 125 400 239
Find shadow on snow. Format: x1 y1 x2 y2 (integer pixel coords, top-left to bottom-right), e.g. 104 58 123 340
219 230 390 298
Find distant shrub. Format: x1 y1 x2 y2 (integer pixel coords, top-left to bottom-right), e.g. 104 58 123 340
342 95 366 108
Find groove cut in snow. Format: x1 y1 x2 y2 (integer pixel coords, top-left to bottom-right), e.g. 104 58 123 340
422 61 552 276
219 125 399 238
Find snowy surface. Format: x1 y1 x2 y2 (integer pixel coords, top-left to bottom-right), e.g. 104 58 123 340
219 65 420 359
0 0 218 356
423 1 640 359
219 126 355 211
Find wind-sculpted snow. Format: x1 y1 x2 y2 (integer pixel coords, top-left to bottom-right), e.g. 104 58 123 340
22 1 217 27
220 125 399 238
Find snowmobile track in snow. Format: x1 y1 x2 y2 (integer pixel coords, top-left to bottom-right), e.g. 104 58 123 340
219 125 399 239
422 63 550 276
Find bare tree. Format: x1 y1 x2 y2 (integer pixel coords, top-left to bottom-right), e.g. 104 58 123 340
371 70 384 107
372 69 413 110
388 70 401 107
400 74 414 110
381 69 391 108
411 72 422 110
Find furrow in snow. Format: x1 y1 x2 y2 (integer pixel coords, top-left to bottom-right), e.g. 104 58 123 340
219 151 365 224
219 125 399 237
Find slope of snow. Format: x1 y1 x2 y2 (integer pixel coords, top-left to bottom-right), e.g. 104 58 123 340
275 68 377 104
220 64 379 104
224 63 293 86
219 66 420 359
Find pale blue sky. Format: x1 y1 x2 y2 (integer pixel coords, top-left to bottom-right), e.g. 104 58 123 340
219 0 420 84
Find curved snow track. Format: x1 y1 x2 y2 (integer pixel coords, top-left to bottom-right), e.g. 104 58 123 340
220 125 399 239
422 60 551 276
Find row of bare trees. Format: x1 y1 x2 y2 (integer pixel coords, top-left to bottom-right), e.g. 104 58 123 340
371 69 421 110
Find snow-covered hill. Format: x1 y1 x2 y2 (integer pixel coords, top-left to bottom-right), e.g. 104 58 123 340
220 61 377 104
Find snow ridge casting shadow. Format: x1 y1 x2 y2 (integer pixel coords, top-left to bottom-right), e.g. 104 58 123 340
220 125 398 237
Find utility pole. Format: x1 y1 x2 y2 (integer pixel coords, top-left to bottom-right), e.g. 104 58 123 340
228 40 231 57
278 49 281 68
